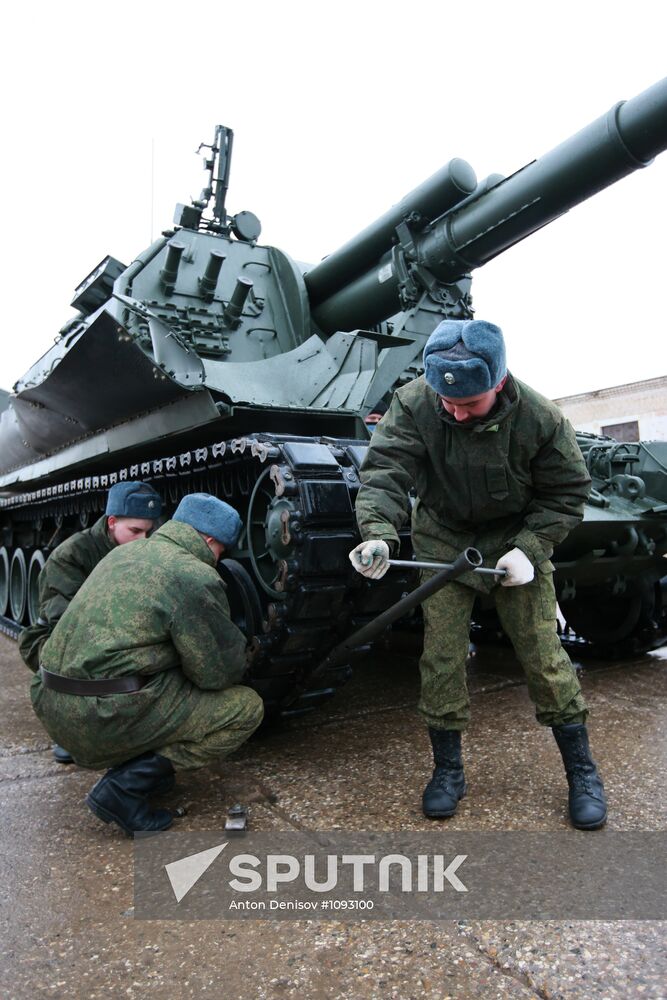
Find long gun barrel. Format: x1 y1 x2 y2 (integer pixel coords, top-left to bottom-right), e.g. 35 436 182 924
308 76 667 334
304 157 478 304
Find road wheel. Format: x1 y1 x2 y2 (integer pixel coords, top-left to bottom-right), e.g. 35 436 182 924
0 547 9 616
9 548 28 624
559 579 657 646
27 550 46 625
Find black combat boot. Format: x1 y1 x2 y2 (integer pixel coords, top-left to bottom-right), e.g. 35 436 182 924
422 727 466 818
86 753 177 836
52 744 74 764
552 723 607 830
92 755 175 796
153 772 176 796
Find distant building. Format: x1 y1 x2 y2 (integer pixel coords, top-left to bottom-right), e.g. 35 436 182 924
554 376 667 442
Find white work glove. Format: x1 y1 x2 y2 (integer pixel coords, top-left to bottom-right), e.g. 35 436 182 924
495 547 535 587
349 539 390 580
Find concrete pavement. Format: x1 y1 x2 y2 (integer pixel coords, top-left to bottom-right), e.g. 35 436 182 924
0 633 665 999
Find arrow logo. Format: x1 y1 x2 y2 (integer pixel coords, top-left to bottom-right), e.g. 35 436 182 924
165 842 227 902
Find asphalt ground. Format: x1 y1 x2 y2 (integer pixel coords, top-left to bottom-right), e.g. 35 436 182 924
1 632 665 999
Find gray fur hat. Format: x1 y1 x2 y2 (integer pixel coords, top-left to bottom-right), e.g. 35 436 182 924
423 319 507 398
105 481 162 519
173 493 242 547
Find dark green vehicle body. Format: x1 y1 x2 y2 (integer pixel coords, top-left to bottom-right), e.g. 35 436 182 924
1 80 666 710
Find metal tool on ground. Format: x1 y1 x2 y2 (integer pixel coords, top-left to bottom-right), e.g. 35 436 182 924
282 547 485 708
224 803 248 833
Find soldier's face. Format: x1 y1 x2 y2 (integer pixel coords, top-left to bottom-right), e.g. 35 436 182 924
203 536 226 563
439 376 507 423
107 516 155 545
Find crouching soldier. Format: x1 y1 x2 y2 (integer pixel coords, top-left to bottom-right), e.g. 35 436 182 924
30 493 264 836
19 481 162 763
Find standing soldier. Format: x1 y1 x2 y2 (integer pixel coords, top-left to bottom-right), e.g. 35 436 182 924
30 493 264 836
349 319 607 830
19 481 162 762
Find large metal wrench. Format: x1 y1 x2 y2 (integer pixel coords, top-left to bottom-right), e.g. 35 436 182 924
281 547 493 708
389 558 506 578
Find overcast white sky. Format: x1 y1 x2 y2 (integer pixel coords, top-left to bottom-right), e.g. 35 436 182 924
2 0 666 398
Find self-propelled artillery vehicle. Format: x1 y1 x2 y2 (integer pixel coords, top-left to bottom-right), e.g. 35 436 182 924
1 78 667 713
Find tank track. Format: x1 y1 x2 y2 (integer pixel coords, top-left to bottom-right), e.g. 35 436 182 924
2 433 665 714
0 433 418 715
0 613 22 641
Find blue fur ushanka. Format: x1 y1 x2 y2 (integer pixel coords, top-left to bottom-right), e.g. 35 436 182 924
423 319 507 398
173 493 242 547
105 481 162 519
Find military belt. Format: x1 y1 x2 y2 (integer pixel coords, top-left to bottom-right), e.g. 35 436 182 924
39 666 150 696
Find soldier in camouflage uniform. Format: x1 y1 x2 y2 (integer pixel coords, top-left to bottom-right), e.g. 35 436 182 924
349 319 607 830
19 481 162 673
19 481 162 762
31 493 264 836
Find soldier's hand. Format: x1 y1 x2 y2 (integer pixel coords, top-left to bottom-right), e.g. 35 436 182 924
495 547 534 587
349 540 390 580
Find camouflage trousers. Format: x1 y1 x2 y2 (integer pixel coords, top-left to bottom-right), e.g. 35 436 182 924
157 685 264 770
32 673 264 771
418 569 588 730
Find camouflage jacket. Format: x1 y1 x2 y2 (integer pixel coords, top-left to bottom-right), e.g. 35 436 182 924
18 515 115 672
31 520 248 767
355 374 591 584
